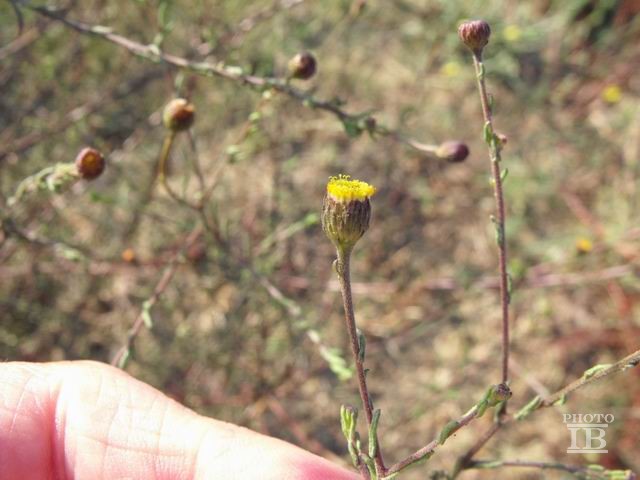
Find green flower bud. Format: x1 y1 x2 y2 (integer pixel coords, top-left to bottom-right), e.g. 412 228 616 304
487 383 512 406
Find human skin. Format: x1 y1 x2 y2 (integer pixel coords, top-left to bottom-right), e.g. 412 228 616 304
0 361 358 480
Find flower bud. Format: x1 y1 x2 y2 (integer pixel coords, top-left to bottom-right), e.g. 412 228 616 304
487 382 512 406
288 52 317 80
74 147 105 180
458 20 491 54
163 98 195 132
436 141 469 163
322 175 375 253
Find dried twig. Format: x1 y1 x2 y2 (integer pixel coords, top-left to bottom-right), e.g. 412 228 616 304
110 226 203 367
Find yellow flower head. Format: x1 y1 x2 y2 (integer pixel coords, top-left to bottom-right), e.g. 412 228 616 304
576 237 593 254
602 85 622 104
503 24 522 43
322 174 375 253
326 174 376 203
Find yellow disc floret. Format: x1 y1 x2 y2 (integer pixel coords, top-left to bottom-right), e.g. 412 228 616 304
326 174 376 202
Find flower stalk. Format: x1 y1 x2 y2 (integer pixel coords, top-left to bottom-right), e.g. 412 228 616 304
335 247 385 476
322 175 384 477
460 20 511 386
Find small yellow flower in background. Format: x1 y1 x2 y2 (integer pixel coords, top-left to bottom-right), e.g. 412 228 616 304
440 61 462 78
326 174 376 202
503 24 522 43
323 175 375 253
576 237 593 255
602 84 622 104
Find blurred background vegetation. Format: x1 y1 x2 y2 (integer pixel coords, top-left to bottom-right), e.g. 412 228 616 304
1 0 639 478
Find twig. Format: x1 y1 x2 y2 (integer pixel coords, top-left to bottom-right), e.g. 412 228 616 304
187 130 206 195
0 68 158 161
110 226 202 367
6 0 24 37
1 214 99 261
228 0 308 47
26 5 450 157
522 346 640 414
451 421 502 479
384 398 490 477
467 459 636 479
157 131 201 209
325 263 637 294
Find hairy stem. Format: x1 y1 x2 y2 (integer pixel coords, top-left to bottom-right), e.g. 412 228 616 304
336 248 385 476
472 51 510 385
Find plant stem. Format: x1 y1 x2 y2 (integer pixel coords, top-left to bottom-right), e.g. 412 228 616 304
467 459 631 479
336 248 385 476
385 402 484 477
471 51 510 385
451 421 502 478
111 225 203 367
535 346 640 410
27 4 459 159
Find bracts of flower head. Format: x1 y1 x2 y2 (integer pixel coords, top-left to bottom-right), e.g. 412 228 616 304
288 51 317 80
322 174 375 256
163 98 195 132
8 147 106 206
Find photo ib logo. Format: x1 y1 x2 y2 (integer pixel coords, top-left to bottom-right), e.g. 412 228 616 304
563 413 614 454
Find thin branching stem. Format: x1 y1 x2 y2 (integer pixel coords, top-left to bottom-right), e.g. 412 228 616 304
157 131 201 209
451 421 502 478
467 459 633 479
111 225 203 367
335 248 385 477
527 346 640 412
385 402 484 477
26 4 447 158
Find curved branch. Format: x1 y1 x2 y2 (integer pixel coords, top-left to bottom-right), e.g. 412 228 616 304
26 5 455 157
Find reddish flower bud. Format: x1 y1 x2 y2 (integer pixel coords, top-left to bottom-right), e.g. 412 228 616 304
288 52 317 80
458 20 491 54
163 98 195 132
436 141 469 163
75 147 105 180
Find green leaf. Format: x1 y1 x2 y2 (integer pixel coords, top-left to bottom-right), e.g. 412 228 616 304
357 328 366 362
438 420 459 445
583 364 611 379
342 118 363 138
141 300 153 328
368 409 381 458
483 121 492 144
552 393 567 406
514 395 541 421
117 348 131 369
